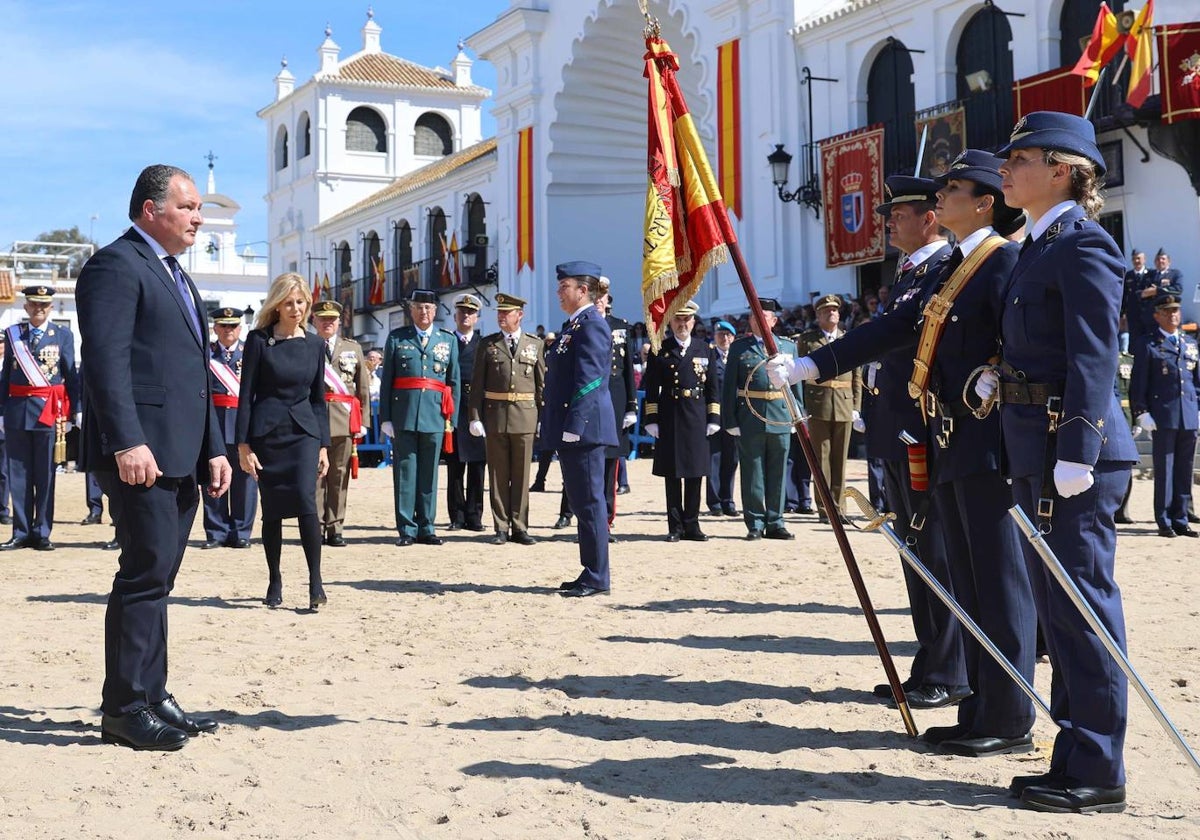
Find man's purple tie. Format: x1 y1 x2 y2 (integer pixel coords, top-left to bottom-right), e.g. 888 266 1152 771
165 255 202 339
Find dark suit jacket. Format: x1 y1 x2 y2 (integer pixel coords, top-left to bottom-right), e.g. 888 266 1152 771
0 321 80 432
76 228 224 478
235 330 331 445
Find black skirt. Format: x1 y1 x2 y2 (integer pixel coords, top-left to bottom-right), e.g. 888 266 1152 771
252 419 319 520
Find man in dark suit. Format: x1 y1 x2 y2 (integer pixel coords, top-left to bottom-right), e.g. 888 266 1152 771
0 285 80 550
77 164 232 751
543 261 618 597
202 307 256 549
445 293 486 532
705 320 738 516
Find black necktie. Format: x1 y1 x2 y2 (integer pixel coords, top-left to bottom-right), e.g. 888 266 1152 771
1019 235 1033 256
164 255 202 339
326 342 334 362
945 248 964 273
509 337 517 355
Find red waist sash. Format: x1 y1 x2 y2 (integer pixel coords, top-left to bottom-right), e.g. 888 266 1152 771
325 392 363 435
9 383 69 427
391 376 454 453
212 393 239 409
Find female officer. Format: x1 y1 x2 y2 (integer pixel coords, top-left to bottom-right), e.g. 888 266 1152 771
983 112 1138 813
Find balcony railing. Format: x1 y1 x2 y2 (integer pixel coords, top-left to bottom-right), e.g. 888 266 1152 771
330 244 499 314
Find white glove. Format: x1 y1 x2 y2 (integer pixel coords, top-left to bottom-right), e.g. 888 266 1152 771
562 431 580 443
1053 460 1095 498
644 423 659 439
75 412 82 426
0 417 4 433
65 420 75 432
706 423 720 436
852 410 865 434
974 369 999 401
469 420 485 437
1136 412 1156 432
380 420 394 439
727 427 741 437
622 411 637 429
536 422 541 437
354 429 367 440
767 354 818 387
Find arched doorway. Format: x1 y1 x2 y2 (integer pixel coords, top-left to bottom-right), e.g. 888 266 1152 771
956 5 1014 150
867 38 917 178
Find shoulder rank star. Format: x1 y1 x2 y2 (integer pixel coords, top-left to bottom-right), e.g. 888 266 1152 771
916 263 929 277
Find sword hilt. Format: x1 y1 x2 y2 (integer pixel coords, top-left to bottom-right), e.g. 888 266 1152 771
843 487 895 532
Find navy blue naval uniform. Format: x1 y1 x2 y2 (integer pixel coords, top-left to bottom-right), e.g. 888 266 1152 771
998 202 1137 788
1129 323 1200 531
0 314 80 546
202 336 258 545
543 286 618 591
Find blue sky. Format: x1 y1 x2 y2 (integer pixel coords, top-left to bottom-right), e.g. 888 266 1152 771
0 0 502 250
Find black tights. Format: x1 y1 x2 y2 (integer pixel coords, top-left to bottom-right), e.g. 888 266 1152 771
261 513 323 595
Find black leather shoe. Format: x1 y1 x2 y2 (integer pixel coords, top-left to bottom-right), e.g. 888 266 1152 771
553 515 572 529
903 684 971 709
492 532 508 545
708 507 722 516
873 677 918 699
416 535 444 546
616 485 631 495
722 506 739 517
101 708 188 751
941 732 1033 757
1158 525 1178 538
151 695 218 735
32 538 54 551
1114 512 1134 524
608 534 616 544
1021 782 1126 814
0 537 30 551
80 513 102 525
1189 513 1200 524
681 529 708 542
560 583 610 598
464 523 486 532
201 539 223 549
309 585 327 611
921 723 969 745
764 527 794 540
325 534 346 547
1173 524 1199 537
0 513 10 525
395 536 414 547
1009 771 1064 798
665 532 681 543
745 530 763 540
559 578 583 590
447 522 463 531
103 539 120 551
511 531 536 546
230 538 251 549
263 580 283 608
529 482 546 493
798 505 815 515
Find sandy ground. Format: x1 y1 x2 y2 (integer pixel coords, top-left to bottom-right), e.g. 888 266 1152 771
1 458 1198 839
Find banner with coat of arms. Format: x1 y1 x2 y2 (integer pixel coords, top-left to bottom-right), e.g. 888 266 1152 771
819 125 885 268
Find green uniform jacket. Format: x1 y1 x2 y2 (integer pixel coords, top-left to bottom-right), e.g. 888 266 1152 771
720 334 804 436
380 325 460 434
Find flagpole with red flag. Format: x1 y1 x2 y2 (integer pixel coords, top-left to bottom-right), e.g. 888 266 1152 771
638 3 916 736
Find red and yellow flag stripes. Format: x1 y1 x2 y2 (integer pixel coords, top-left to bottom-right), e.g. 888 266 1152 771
717 39 741 221
516 127 534 272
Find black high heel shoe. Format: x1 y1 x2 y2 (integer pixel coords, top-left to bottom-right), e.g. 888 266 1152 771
308 584 327 611
263 578 283 608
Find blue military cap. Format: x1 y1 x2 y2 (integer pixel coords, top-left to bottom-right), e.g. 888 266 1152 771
555 260 603 281
408 288 437 305
715 319 736 335
875 175 939 216
934 149 1025 236
1155 291 1182 310
996 111 1105 175
22 285 55 302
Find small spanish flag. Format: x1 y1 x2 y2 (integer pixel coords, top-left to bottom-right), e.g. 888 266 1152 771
1070 2 1127 86
1126 1 1155 108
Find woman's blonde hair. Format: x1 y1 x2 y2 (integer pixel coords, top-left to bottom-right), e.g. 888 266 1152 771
254 272 312 331
1043 149 1105 220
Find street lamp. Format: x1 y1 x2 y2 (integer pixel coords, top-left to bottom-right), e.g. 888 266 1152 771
768 143 822 219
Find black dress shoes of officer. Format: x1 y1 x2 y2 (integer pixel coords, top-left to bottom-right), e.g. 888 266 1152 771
902 683 972 709
511 531 536 545
0 536 30 550
395 535 415 547
560 583 609 598
798 505 815 515
1008 771 1065 798
764 527 794 540
151 695 218 736
681 529 708 542
101 707 188 751
1189 513 1200 524
416 535 444 546
745 530 763 540
553 515 572 529
559 577 583 590
80 513 102 525
32 538 54 551
464 522 487 532
228 537 251 549
0 513 10 525
873 676 918 699
665 532 681 543
447 522 463 531
1172 524 1199 537
1114 512 1134 524
201 539 223 549
940 731 1034 757
103 539 120 551
1158 525 1178 538
309 585 328 611
617 484 631 495
722 506 739 517
920 723 969 746
1021 781 1126 814
324 534 346 547
529 481 546 493
492 532 508 545
263 579 283 608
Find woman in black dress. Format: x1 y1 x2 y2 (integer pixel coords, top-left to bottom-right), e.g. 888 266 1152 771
235 273 330 610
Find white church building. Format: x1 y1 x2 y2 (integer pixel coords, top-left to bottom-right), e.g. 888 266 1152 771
262 1 1200 337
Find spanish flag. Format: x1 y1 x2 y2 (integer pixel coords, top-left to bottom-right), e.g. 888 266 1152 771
312 272 321 303
717 39 742 221
1071 3 1128 86
642 35 734 351
369 256 386 305
1126 1 1155 108
516 127 534 272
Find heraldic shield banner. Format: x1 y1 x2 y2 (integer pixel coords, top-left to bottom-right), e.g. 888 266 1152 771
820 125 885 268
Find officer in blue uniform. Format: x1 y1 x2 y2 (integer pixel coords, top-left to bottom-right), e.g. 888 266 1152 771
544 261 617 597
0 285 79 551
202 307 257 548
985 112 1138 813
1129 291 1200 537
0 333 9 526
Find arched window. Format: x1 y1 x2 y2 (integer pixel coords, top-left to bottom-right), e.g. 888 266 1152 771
346 106 387 153
464 194 487 284
363 231 381 277
275 125 289 171
867 39 917 176
394 220 413 269
336 241 352 284
427 208 448 288
414 112 453 156
956 6 1014 151
297 112 312 159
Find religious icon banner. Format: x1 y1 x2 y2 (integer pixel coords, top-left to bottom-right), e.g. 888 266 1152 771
1158 22 1200 124
820 125 885 268
915 107 966 178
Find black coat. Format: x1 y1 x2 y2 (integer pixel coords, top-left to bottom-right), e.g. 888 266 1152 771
452 331 487 462
642 335 718 478
606 315 637 458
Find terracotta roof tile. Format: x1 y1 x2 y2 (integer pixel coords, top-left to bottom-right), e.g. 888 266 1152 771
0 269 13 303
318 138 497 229
325 53 488 95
